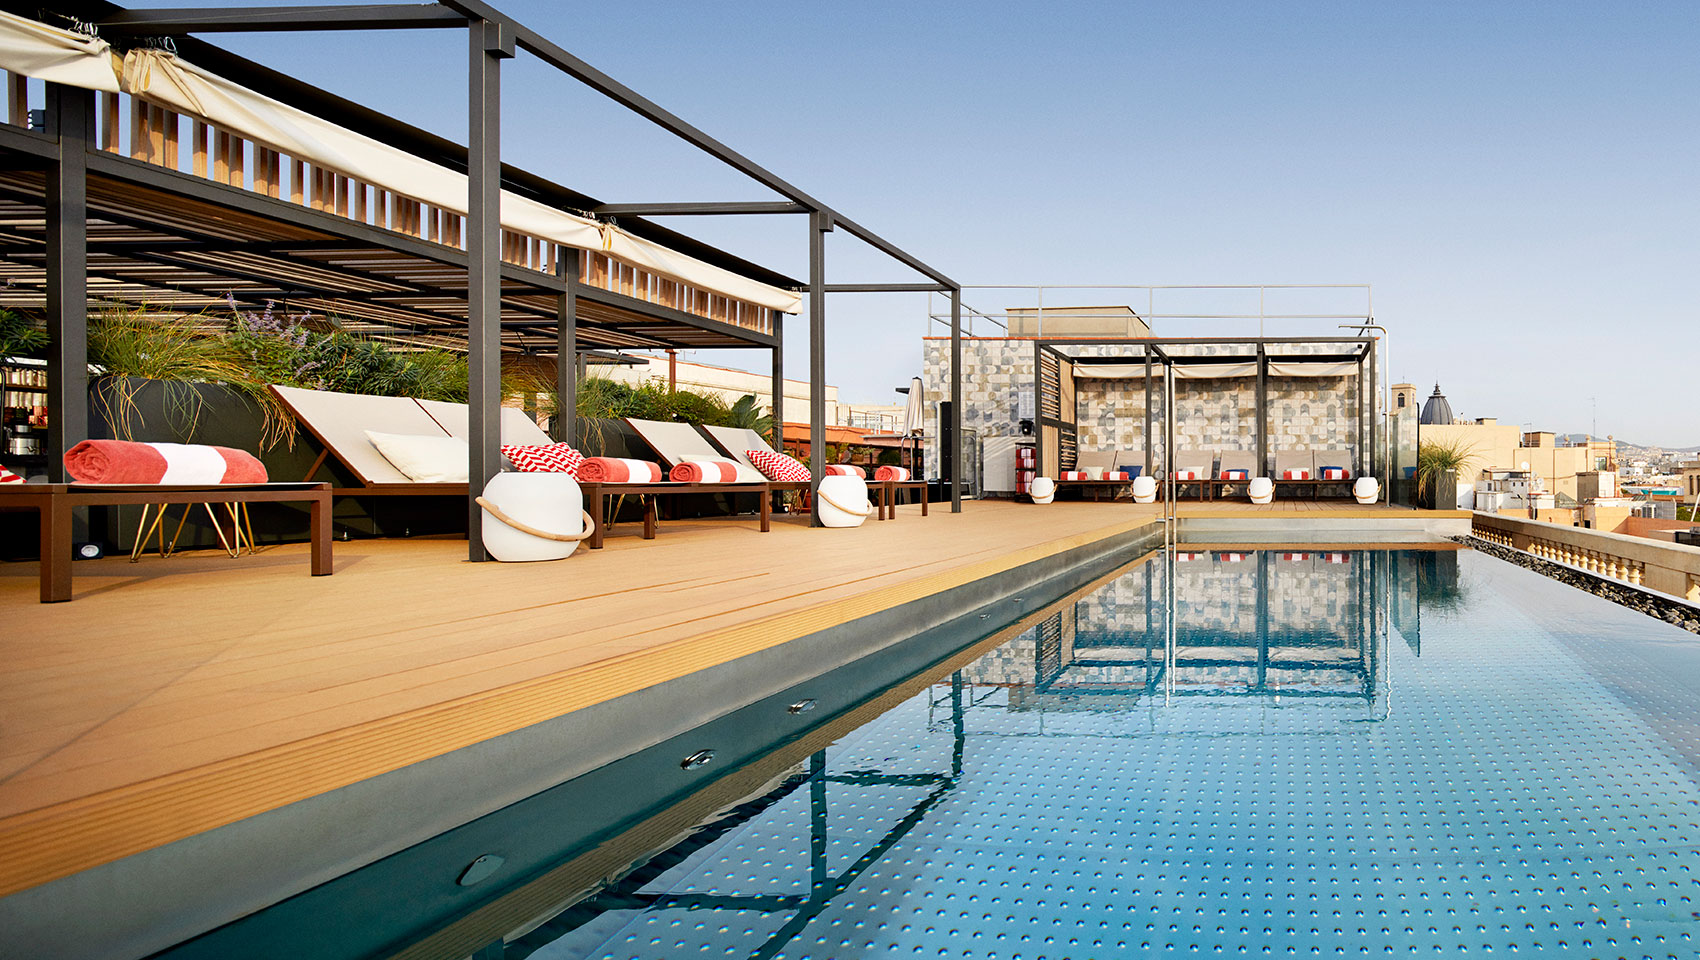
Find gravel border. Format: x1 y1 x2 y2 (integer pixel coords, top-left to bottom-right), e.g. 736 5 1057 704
1458 535 1700 635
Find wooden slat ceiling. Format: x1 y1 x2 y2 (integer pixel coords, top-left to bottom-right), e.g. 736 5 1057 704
0 167 776 354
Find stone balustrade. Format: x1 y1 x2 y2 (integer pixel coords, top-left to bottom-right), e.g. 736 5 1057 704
1471 512 1700 602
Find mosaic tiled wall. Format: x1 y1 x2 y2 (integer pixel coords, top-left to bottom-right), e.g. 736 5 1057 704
922 339 1371 478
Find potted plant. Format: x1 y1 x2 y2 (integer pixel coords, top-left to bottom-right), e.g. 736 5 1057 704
1416 437 1476 510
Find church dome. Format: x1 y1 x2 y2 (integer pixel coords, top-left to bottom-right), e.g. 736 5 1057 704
1419 384 1454 425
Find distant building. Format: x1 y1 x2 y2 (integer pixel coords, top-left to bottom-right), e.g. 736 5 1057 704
1391 382 1418 413
1418 383 1456 425
1684 461 1700 499
1003 305 1152 338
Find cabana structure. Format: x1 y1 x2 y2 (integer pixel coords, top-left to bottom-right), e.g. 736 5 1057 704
0 0 965 559
1034 336 1381 500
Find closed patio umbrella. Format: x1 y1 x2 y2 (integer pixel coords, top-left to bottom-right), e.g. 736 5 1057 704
902 376 925 476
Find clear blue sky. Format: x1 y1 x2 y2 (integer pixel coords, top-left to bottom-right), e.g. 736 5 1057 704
133 1 1700 445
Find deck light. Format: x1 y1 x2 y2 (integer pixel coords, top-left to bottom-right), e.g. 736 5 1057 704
456 854 505 887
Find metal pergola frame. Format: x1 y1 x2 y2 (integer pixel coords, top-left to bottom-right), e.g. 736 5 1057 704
17 1 967 559
1032 336 1380 493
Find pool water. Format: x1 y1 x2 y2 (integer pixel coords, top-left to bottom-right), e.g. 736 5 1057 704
506 548 1700 960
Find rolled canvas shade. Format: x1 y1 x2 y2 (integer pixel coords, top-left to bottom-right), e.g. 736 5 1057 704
1072 360 1354 379
118 49 802 313
0 11 121 92
1266 361 1355 378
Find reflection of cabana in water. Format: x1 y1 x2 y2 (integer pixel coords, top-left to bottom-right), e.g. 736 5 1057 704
1033 337 1381 499
1024 550 1386 707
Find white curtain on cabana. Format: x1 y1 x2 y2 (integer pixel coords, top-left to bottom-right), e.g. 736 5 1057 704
0 11 802 313
1266 361 1356 378
0 12 120 92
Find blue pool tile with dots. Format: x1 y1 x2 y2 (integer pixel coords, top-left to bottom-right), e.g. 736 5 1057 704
497 548 1700 960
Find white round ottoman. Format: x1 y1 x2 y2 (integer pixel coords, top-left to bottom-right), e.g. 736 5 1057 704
817 474 873 527
1248 476 1274 505
477 472 592 561
1130 475 1157 504
1030 476 1056 504
1353 476 1381 505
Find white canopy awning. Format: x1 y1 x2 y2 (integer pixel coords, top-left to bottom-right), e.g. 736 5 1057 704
1071 359 1357 380
0 11 120 92
0 11 801 314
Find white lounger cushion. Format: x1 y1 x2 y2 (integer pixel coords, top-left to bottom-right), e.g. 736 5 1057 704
416 399 555 446
272 385 450 485
629 418 765 483
364 430 469 483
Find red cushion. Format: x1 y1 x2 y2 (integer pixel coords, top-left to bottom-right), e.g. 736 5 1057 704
0 465 21 484
747 448 811 482
502 443 584 475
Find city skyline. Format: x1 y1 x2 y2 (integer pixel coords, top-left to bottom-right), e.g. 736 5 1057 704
125 0 1699 443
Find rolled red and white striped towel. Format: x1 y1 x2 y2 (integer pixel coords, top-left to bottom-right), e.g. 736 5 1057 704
1104 471 1130 481
1174 469 1200 481
0 465 22 484
1060 470 1093 481
63 439 267 484
1281 552 1310 562
670 459 741 483
578 457 662 483
874 465 911 482
1220 469 1249 480
1324 552 1349 563
1216 552 1246 563
823 464 864 478
1283 469 1311 480
1319 466 1349 480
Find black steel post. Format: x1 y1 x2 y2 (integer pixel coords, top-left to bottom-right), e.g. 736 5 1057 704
949 287 962 512
770 319 784 448
554 250 578 445
808 210 829 525
1255 345 1268 477
466 19 512 560
45 83 92 483
1143 350 1153 475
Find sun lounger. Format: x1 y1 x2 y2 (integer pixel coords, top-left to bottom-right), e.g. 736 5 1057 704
1273 449 1352 499
1211 450 1259 501
606 417 773 537
416 398 557 447
2 481 331 602
272 385 466 494
702 423 928 520
1056 449 1138 501
1171 450 1212 501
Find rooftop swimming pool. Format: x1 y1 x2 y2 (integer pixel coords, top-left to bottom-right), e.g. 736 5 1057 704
158 546 1700 960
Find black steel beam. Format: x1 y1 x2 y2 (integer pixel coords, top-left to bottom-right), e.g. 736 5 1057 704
807 211 827 525
822 283 951 294
45 84 92 483
96 4 467 33
592 202 807 217
465 18 509 561
555 253 576 445
436 0 955 288
770 321 784 449
949 287 961 512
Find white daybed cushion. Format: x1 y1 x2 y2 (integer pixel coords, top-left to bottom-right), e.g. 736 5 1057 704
364 430 469 483
629 418 765 483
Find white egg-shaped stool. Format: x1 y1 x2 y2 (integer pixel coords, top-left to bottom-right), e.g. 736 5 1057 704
1353 476 1381 505
1130 475 1158 504
817 474 874 527
1029 476 1056 504
476 471 594 561
1248 476 1275 505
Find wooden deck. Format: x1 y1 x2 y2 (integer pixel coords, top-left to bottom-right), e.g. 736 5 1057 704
0 498 1459 898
